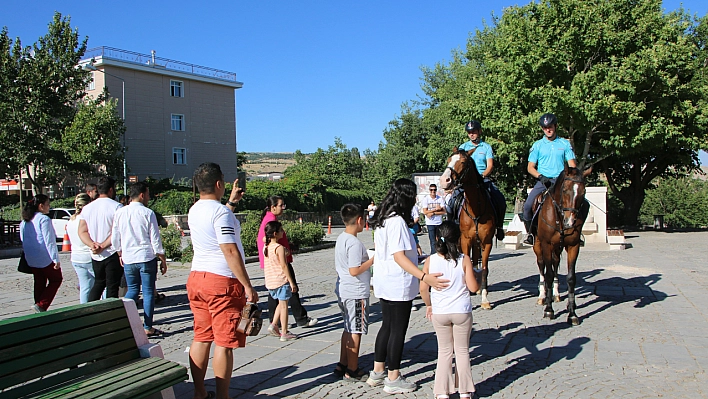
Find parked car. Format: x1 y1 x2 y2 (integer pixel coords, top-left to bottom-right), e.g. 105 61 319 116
49 208 75 240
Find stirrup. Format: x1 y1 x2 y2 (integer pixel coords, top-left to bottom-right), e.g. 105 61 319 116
523 234 534 245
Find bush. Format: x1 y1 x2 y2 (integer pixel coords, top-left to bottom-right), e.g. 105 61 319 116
160 224 185 262
150 190 194 216
281 220 325 251
239 211 262 257
639 177 708 228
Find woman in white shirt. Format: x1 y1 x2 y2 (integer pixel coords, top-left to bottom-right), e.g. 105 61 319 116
420 221 480 399
66 193 94 304
366 179 449 394
20 194 62 313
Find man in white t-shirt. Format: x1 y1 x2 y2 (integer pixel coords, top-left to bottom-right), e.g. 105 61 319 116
78 176 123 301
187 162 258 399
420 184 445 254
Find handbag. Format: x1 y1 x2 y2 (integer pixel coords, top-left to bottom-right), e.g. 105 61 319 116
17 252 32 274
236 302 263 336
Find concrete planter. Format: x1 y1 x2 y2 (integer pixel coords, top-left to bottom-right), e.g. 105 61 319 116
503 231 522 250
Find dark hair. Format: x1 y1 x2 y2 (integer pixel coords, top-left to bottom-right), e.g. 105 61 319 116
260 195 284 221
85 183 97 192
263 220 283 258
194 163 223 194
97 176 116 195
371 179 416 228
341 203 365 225
22 194 49 222
129 181 149 199
429 184 437 189
435 221 461 264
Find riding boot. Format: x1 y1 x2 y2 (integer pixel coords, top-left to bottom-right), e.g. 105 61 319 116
523 220 534 245
495 210 505 241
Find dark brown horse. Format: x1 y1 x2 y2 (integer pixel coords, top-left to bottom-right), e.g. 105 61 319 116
532 165 591 325
439 148 495 309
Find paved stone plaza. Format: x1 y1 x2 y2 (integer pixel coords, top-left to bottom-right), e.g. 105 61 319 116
1 229 707 398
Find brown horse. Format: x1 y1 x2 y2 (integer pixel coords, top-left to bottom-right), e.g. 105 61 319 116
439 148 495 309
532 165 591 325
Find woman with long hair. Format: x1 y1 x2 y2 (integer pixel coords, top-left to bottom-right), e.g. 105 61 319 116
257 196 317 329
66 193 94 304
20 194 63 312
366 179 449 394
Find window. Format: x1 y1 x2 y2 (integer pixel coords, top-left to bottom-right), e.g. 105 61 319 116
171 114 184 131
173 148 186 165
87 72 95 91
170 80 183 97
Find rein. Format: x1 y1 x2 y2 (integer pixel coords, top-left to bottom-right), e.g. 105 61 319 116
540 175 585 239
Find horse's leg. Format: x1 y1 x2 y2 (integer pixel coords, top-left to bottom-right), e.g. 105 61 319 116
542 244 556 319
566 243 581 326
553 277 561 303
472 243 482 295
537 273 546 305
480 242 492 310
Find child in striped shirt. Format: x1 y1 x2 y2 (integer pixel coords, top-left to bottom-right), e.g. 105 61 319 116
264 221 298 341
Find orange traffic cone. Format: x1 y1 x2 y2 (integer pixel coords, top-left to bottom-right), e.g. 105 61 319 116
327 216 332 235
61 228 71 252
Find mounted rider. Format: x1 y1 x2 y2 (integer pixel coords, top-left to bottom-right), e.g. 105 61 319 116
523 113 577 244
448 120 506 241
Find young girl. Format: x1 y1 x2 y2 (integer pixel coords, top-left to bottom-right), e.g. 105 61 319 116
420 221 480 399
263 221 298 341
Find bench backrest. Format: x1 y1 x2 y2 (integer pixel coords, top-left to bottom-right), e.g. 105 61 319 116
0 299 141 397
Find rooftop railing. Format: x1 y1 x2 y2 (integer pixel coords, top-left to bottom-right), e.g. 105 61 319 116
83 46 238 83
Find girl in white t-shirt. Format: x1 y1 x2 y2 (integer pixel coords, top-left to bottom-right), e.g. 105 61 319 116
366 179 449 394
420 221 480 399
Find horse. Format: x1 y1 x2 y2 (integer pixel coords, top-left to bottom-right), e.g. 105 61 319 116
439 148 496 310
532 165 591 325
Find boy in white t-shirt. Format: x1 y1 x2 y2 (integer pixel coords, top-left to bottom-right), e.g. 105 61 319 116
334 204 374 382
186 162 258 399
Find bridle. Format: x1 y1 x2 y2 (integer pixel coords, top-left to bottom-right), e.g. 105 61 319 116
541 173 586 237
445 152 473 189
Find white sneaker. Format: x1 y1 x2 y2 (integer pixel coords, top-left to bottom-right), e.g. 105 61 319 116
366 370 386 387
383 376 416 394
297 317 318 328
31 304 45 313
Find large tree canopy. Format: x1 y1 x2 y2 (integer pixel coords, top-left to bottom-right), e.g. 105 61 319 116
0 12 124 193
419 0 708 225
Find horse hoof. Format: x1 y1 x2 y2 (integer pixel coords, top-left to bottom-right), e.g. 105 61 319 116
543 311 554 319
553 296 561 303
568 316 580 326
481 302 492 310
537 298 545 305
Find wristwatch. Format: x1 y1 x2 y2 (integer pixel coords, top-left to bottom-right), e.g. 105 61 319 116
227 200 238 207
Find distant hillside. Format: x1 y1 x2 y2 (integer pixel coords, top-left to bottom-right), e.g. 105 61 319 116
241 152 296 175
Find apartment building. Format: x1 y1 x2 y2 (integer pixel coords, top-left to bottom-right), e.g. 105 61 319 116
79 46 243 188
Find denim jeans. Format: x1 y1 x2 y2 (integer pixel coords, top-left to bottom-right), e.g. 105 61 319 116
427 224 440 255
124 258 158 330
72 262 95 304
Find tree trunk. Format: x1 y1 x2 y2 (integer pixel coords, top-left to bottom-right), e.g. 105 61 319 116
620 189 646 227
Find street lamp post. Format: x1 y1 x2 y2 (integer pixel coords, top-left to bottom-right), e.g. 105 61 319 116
83 62 128 196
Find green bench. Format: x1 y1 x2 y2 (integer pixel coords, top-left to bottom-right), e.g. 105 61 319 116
0 298 187 399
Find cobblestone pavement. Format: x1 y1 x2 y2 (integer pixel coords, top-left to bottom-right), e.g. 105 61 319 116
1 229 707 398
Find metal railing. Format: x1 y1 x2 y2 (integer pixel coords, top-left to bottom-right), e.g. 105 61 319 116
83 46 238 83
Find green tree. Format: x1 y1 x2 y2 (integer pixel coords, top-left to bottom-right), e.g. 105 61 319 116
639 177 708 228
285 137 364 191
418 0 708 225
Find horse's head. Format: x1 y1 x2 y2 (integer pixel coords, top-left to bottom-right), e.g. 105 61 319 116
556 165 592 229
439 148 475 190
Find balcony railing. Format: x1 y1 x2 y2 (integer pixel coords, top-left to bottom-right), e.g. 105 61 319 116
83 46 238 83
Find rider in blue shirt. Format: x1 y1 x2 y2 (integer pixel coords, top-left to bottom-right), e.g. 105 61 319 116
449 120 506 241
523 113 577 244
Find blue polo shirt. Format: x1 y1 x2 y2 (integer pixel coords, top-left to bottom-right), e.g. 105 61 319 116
528 136 576 178
458 141 493 175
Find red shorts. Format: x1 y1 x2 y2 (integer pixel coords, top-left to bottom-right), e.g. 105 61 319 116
186 271 247 348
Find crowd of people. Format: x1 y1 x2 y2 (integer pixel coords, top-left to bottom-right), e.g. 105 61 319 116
18 113 578 399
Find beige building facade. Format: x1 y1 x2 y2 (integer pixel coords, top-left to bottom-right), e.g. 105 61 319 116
80 47 243 186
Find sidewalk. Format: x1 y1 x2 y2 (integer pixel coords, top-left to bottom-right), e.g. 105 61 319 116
1 228 707 398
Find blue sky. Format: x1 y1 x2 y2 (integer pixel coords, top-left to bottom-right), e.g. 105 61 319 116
2 0 707 163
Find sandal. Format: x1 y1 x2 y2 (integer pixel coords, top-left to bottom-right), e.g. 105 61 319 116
343 367 368 382
145 328 164 337
333 362 346 378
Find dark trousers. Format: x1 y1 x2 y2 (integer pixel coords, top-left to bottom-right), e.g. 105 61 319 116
88 253 124 301
31 265 63 310
523 179 555 221
374 299 413 370
427 224 440 254
268 263 308 324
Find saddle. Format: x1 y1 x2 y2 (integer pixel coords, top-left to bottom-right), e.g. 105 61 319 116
529 187 552 236
448 186 504 230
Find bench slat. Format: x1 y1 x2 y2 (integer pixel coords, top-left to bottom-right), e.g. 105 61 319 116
0 332 138 391
0 315 131 364
2 351 138 399
0 299 125 334
34 358 186 399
